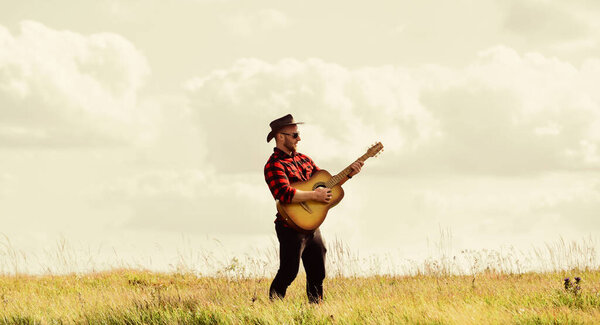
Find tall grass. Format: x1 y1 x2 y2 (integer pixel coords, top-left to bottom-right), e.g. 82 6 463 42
1 233 600 323
1 267 600 323
2 232 599 278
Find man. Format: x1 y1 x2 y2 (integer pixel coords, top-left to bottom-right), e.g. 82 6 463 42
264 114 363 303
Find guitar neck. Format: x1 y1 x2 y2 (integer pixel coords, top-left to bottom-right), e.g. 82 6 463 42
325 152 371 188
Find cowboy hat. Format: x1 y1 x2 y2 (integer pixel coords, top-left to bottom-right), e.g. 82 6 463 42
266 114 304 142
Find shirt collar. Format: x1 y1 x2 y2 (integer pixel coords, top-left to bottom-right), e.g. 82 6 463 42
273 147 296 158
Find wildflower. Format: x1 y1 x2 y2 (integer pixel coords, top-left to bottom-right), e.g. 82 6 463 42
564 276 582 296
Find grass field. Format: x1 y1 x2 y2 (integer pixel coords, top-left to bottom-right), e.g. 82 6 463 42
1 268 600 324
1 235 600 324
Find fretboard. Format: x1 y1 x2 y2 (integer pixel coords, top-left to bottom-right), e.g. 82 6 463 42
325 152 371 188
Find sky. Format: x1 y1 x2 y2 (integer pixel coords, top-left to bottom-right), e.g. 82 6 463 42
1 0 600 275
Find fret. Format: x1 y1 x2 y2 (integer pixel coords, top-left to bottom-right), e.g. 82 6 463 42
326 147 380 187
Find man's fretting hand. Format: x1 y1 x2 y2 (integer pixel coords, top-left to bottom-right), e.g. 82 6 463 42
313 187 332 203
349 160 364 177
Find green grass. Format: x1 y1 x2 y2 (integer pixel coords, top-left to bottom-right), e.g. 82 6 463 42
1 268 600 324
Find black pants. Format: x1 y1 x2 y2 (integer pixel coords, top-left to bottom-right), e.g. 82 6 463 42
269 221 327 303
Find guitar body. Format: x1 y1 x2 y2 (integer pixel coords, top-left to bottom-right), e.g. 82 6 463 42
274 141 383 232
276 169 344 232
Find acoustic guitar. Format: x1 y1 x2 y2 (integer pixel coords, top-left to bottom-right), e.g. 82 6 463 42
276 142 384 232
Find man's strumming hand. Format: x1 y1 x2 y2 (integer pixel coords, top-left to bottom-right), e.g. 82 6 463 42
313 187 332 203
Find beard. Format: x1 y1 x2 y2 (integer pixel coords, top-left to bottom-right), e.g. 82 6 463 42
284 138 297 153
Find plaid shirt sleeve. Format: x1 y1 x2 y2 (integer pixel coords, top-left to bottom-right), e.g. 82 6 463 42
264 160 297 203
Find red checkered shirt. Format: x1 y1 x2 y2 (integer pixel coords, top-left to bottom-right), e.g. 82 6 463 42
264 147 320 223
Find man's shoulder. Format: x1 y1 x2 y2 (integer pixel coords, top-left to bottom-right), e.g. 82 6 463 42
264 149 315 168
264 152 284 169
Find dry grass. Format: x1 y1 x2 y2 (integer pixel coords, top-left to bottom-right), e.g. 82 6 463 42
1 268 600 324
1 233 600 324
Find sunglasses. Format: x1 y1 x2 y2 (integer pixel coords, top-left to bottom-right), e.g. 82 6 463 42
280 132 300 139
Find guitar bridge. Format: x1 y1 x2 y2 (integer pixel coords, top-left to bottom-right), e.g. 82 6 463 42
300 202 313 213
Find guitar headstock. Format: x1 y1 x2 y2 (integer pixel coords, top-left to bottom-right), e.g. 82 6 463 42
366 142 384 158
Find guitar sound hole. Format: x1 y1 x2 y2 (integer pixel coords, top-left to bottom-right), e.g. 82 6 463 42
313 182 327 190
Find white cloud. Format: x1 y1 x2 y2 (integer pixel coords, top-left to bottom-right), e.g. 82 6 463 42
221 9 290 37
185 48 600 175
184 58 433 173
97 169 273 234
418 46 600 174
501 0 600 57
0 173 14 198
341 172 600 258
0 21 154 147
503 1 590 44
